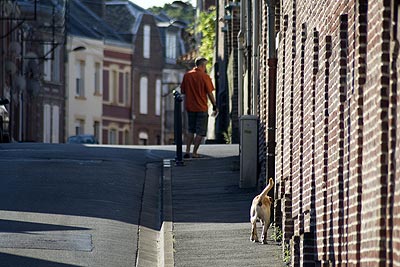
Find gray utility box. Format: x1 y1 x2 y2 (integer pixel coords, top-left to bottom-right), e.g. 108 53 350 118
239 115 258 188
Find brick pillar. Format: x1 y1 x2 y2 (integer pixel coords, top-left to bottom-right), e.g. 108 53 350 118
291 235 300 267
283 176 294 247
300 232 319 266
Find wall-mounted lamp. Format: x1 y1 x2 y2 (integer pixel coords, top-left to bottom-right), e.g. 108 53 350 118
71 46 86 52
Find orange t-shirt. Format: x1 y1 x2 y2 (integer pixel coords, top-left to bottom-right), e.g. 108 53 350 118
180 67 214 112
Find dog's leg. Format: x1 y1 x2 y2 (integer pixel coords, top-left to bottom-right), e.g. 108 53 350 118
261 219 270 244
250 219 259 242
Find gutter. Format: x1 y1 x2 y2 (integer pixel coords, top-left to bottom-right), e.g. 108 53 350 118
246 0 251 115
237 0 246 117
266 0 277 181
251 0 259 115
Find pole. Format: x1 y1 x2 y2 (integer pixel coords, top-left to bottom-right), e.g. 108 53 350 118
173 90 184 166
266 0 277 184
246 0 252 115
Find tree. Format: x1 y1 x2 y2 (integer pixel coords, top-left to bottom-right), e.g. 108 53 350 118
148 2 196 51
148 2 195 26
195 7 216 71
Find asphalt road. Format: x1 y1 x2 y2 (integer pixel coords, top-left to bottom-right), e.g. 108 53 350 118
0 143 175 267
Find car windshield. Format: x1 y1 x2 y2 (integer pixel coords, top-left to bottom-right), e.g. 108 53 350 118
67 135 97 144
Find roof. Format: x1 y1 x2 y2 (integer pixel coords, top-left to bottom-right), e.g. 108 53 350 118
104 1 153 42
68 0 125 42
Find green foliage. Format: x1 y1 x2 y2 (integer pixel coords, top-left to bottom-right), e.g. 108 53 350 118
195 7 216 71
148 2 195 25
283 243 291 265
148 2 196 51
271 224 290 266
271 224 283 243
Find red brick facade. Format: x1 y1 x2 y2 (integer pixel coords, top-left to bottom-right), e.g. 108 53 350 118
258 1 400 266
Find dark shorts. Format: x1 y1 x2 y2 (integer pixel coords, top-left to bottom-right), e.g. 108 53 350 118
187 111 208 136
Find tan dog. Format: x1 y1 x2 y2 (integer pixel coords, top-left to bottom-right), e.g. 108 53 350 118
250 178 274 244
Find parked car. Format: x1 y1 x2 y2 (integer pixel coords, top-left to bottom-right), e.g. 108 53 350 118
67 134 99 144
0 98 10 143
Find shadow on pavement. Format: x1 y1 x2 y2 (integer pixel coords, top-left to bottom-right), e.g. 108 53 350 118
0 253 83 267
171 155 257 224
0 219 90 233
0 143 175 229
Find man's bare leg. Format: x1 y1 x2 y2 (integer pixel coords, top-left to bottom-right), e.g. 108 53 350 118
185 133 194 155
192 135 203 157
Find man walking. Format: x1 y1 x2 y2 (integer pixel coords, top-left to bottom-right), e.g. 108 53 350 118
180 57 218 158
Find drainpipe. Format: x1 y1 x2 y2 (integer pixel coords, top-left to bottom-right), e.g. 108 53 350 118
246 0 252 115
251 0 259 115
266 0 277 181
237 0 246 117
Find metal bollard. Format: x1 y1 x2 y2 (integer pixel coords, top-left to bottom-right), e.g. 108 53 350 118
173 90 184 166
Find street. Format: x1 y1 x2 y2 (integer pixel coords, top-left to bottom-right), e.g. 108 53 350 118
0 143 175 267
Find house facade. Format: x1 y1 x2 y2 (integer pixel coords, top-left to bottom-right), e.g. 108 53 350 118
67 0 130 145
12 1 66 143
0 1 21 143
130 15 164 145
156 16 188 145
2 0 190 146
218 0 400 266
65 36 104 142
105 2 165 145
102 44 132 145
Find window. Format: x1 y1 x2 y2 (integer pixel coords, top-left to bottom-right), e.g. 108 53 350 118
103 69 109 101
43 104 51 142
94 121 100 142
51 105 59 143
124 129 129 145
44 104 60 143
75 119 84 135
156 135 161 145
94 63 101 95
138 132 148 145
112 70 118 103
143 25 151 59
43 44 51 81
125 72 130 105
166 32 177 59
140 76 148 114
52 46 60 82
76 61 85 97
155 79 161 116
109 129 117 144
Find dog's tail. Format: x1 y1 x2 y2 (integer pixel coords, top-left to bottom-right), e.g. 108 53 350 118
259 177 274 200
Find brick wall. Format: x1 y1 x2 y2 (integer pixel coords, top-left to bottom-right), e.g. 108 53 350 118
258 0 268 190
227 1 240 144
259 0 400 265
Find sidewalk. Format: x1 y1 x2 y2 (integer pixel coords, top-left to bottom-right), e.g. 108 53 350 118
162 145 285 267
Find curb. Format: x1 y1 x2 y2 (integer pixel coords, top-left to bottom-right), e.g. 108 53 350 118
136 163 161 267
158 159 174 267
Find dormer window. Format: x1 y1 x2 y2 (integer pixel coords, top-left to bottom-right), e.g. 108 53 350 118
166 31 177 59
143 25 151 59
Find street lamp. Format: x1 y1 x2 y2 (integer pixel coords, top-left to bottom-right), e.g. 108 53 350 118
71 46 86 52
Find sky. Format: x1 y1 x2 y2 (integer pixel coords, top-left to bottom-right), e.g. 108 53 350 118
129 0 197 10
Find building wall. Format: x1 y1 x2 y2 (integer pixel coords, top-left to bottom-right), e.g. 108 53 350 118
258 0 400 265
131 14 163 145
21 5 66 144
102 44 132 145
67 37 104 142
